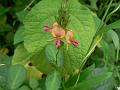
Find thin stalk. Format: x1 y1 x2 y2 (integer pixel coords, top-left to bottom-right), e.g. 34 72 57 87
105 3 120 23
116 46 119 62
102 0 113 22
73 35 103 88
24 0 35 11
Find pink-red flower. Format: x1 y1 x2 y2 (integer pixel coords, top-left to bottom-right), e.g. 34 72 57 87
43 22 78 47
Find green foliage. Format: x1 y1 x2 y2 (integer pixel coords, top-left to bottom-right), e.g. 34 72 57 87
17 85 31 90
24 0 96 74
7 64 27 90
29 77 39 89
14 26 24 44
45 71 61 90
68 72 112 90
0 0 120 89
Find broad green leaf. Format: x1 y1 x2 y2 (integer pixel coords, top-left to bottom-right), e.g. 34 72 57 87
29 77 39 89
0 53 11 90
0 53 11 77
24 0 96 74
14 26 24 45
24 0 62 52
45 71 61 90
62 0 96 73
17 85 31 90
68 72 112 90
7 64 27 90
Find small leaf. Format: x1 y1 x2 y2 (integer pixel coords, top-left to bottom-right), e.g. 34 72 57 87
16 10 29 22
14 26 24 45
45 45 63 66
45 71 61 90
35 87 42 90
12 44 30 65
107 30 119 49
29 77 39 89
45 45 57 62
7 64 27 90
17 85 31 90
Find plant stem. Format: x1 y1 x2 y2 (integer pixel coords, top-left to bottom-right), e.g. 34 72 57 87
102 0 113 22
73 35 103 88
24 0 35 11
105 2 120 23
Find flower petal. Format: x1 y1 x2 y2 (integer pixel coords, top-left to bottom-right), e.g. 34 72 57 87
43 25 52 31
54 38 61 46
52 28 65 38
70 40 79 47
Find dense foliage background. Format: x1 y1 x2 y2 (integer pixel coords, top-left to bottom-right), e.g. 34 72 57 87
0 0 120 90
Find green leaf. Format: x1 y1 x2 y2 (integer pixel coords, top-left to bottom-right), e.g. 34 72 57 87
45 45 57 62
5 32 14 44
16 10 29 23
14 26 24 45
98 19 120 34
45 71 61 90
24 0 96 74
107 30 119 49
12 44 53 74
68 72 112 90
24 0 62 52
12 44 30 65
62 0 96 73
29 77 39 89
0 53 11 90
17 85 31 90
7 64 27 90
35 87 42 90
106 19 120 29
45 44 63 66
89 0 98 10
65 64 95 88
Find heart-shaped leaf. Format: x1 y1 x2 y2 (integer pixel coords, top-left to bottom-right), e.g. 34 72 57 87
24 0 96 74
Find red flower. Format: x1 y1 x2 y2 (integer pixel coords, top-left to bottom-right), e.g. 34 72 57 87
43 22 65 46
43 22 78 47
